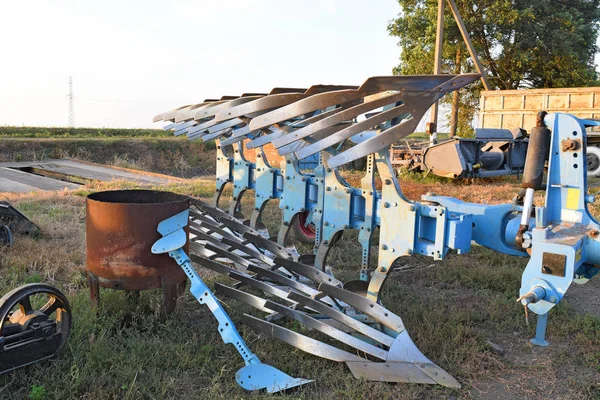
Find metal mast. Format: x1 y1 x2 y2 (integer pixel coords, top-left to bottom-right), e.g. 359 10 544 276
67 76 75 128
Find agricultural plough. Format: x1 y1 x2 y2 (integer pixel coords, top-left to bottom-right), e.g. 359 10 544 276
154 73 600 392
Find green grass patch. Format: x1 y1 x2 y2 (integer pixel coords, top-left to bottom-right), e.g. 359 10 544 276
0 126 171 138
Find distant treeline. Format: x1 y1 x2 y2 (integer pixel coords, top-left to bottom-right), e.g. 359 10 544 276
0 126 172 138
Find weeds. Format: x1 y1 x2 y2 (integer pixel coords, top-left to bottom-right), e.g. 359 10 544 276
0 126 170 138
0 175 598 399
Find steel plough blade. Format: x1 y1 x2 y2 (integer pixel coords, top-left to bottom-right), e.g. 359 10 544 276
185 200 460 388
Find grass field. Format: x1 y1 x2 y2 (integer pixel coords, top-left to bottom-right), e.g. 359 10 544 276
0 138 216 179
0 174 599 400
0 127 171 138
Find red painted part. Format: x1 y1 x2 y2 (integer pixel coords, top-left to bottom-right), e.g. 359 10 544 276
297 211 316 239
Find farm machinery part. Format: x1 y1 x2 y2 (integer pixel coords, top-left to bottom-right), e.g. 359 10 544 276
393 126 529 179
152 209 312 393
0 283 72 375
0 201 40 246
181 198 461 388
155 74 600 388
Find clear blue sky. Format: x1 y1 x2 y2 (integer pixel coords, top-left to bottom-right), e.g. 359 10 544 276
0 0 402 128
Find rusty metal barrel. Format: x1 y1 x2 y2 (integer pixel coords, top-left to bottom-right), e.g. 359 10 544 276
86 190 189 313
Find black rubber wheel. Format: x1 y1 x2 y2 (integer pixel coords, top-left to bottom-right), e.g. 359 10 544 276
587 146 600 177
0 283 72 356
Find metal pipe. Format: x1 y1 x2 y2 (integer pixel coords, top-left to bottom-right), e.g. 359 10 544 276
429 0 445 144
520 188 535 226
446 0 492 90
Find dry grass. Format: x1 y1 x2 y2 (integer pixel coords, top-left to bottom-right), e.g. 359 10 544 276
0 138 216 178
0 175 599 400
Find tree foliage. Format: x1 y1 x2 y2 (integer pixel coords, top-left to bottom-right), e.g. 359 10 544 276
388 0 600 135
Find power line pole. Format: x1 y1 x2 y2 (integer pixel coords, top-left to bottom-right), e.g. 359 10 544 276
67 76 75 128
428 0 445 144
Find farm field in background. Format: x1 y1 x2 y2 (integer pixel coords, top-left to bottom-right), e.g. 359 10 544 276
0 171 598 399
0 126 172 138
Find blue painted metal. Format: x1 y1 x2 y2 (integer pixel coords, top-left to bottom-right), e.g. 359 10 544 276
531 313 550 347
152 210 311 393
156 78 600 379
515 114 600 344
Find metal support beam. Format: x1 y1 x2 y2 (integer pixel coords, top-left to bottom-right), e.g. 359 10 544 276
446 0 492 91
428 0 445 144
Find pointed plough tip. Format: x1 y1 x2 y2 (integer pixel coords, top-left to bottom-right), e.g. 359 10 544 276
236 363 313 393
346 329 461 389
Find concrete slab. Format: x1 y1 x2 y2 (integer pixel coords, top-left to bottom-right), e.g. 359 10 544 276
0 167 80 192
0 159 181 193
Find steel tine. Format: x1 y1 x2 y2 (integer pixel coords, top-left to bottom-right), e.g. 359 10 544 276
190 253 251 277
242 232 293 259
357 75 458 91
327 104 423 168
277 122 353 156
163 122 178 131
173 120 198 136
220 276 391 359
190 202 260 236
189 213 222 232
219 236 274 266
273 91 404 149
345 360 449 387
229 271 299 306
191 254 298 305
286 291 394 348
214 93 307 123
202 243 258 270
224 124 251 140
207 118 245 134
194 223 247 250
218 215 261 236
294 104 410 160
174 103 212 123
248 90 370 133
214 283 274 313
246 265 335 306
289 107 341 127
259 299 389 360
154 104 193 122
190 238 255 271
187 117 218 137
268 87 307 95
186 125 211 140
303 85 359 95
328 74 480 167
201 128 233 142
195 96 263 120
246 127 285 149
192 99 234 120
190 199 231 219
242 314 366 363
318 282 406 333
273 257 342 287
189 226 230 250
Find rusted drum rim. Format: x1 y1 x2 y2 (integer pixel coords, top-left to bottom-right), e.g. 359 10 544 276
87 189 189 205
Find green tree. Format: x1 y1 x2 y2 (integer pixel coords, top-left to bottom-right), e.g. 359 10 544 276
388 0 600 136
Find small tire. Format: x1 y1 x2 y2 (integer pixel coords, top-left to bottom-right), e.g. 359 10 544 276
352 157 367 171
587 146 600 177
292 212 316 244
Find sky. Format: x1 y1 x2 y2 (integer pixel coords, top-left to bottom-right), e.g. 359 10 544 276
0 0 402 128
